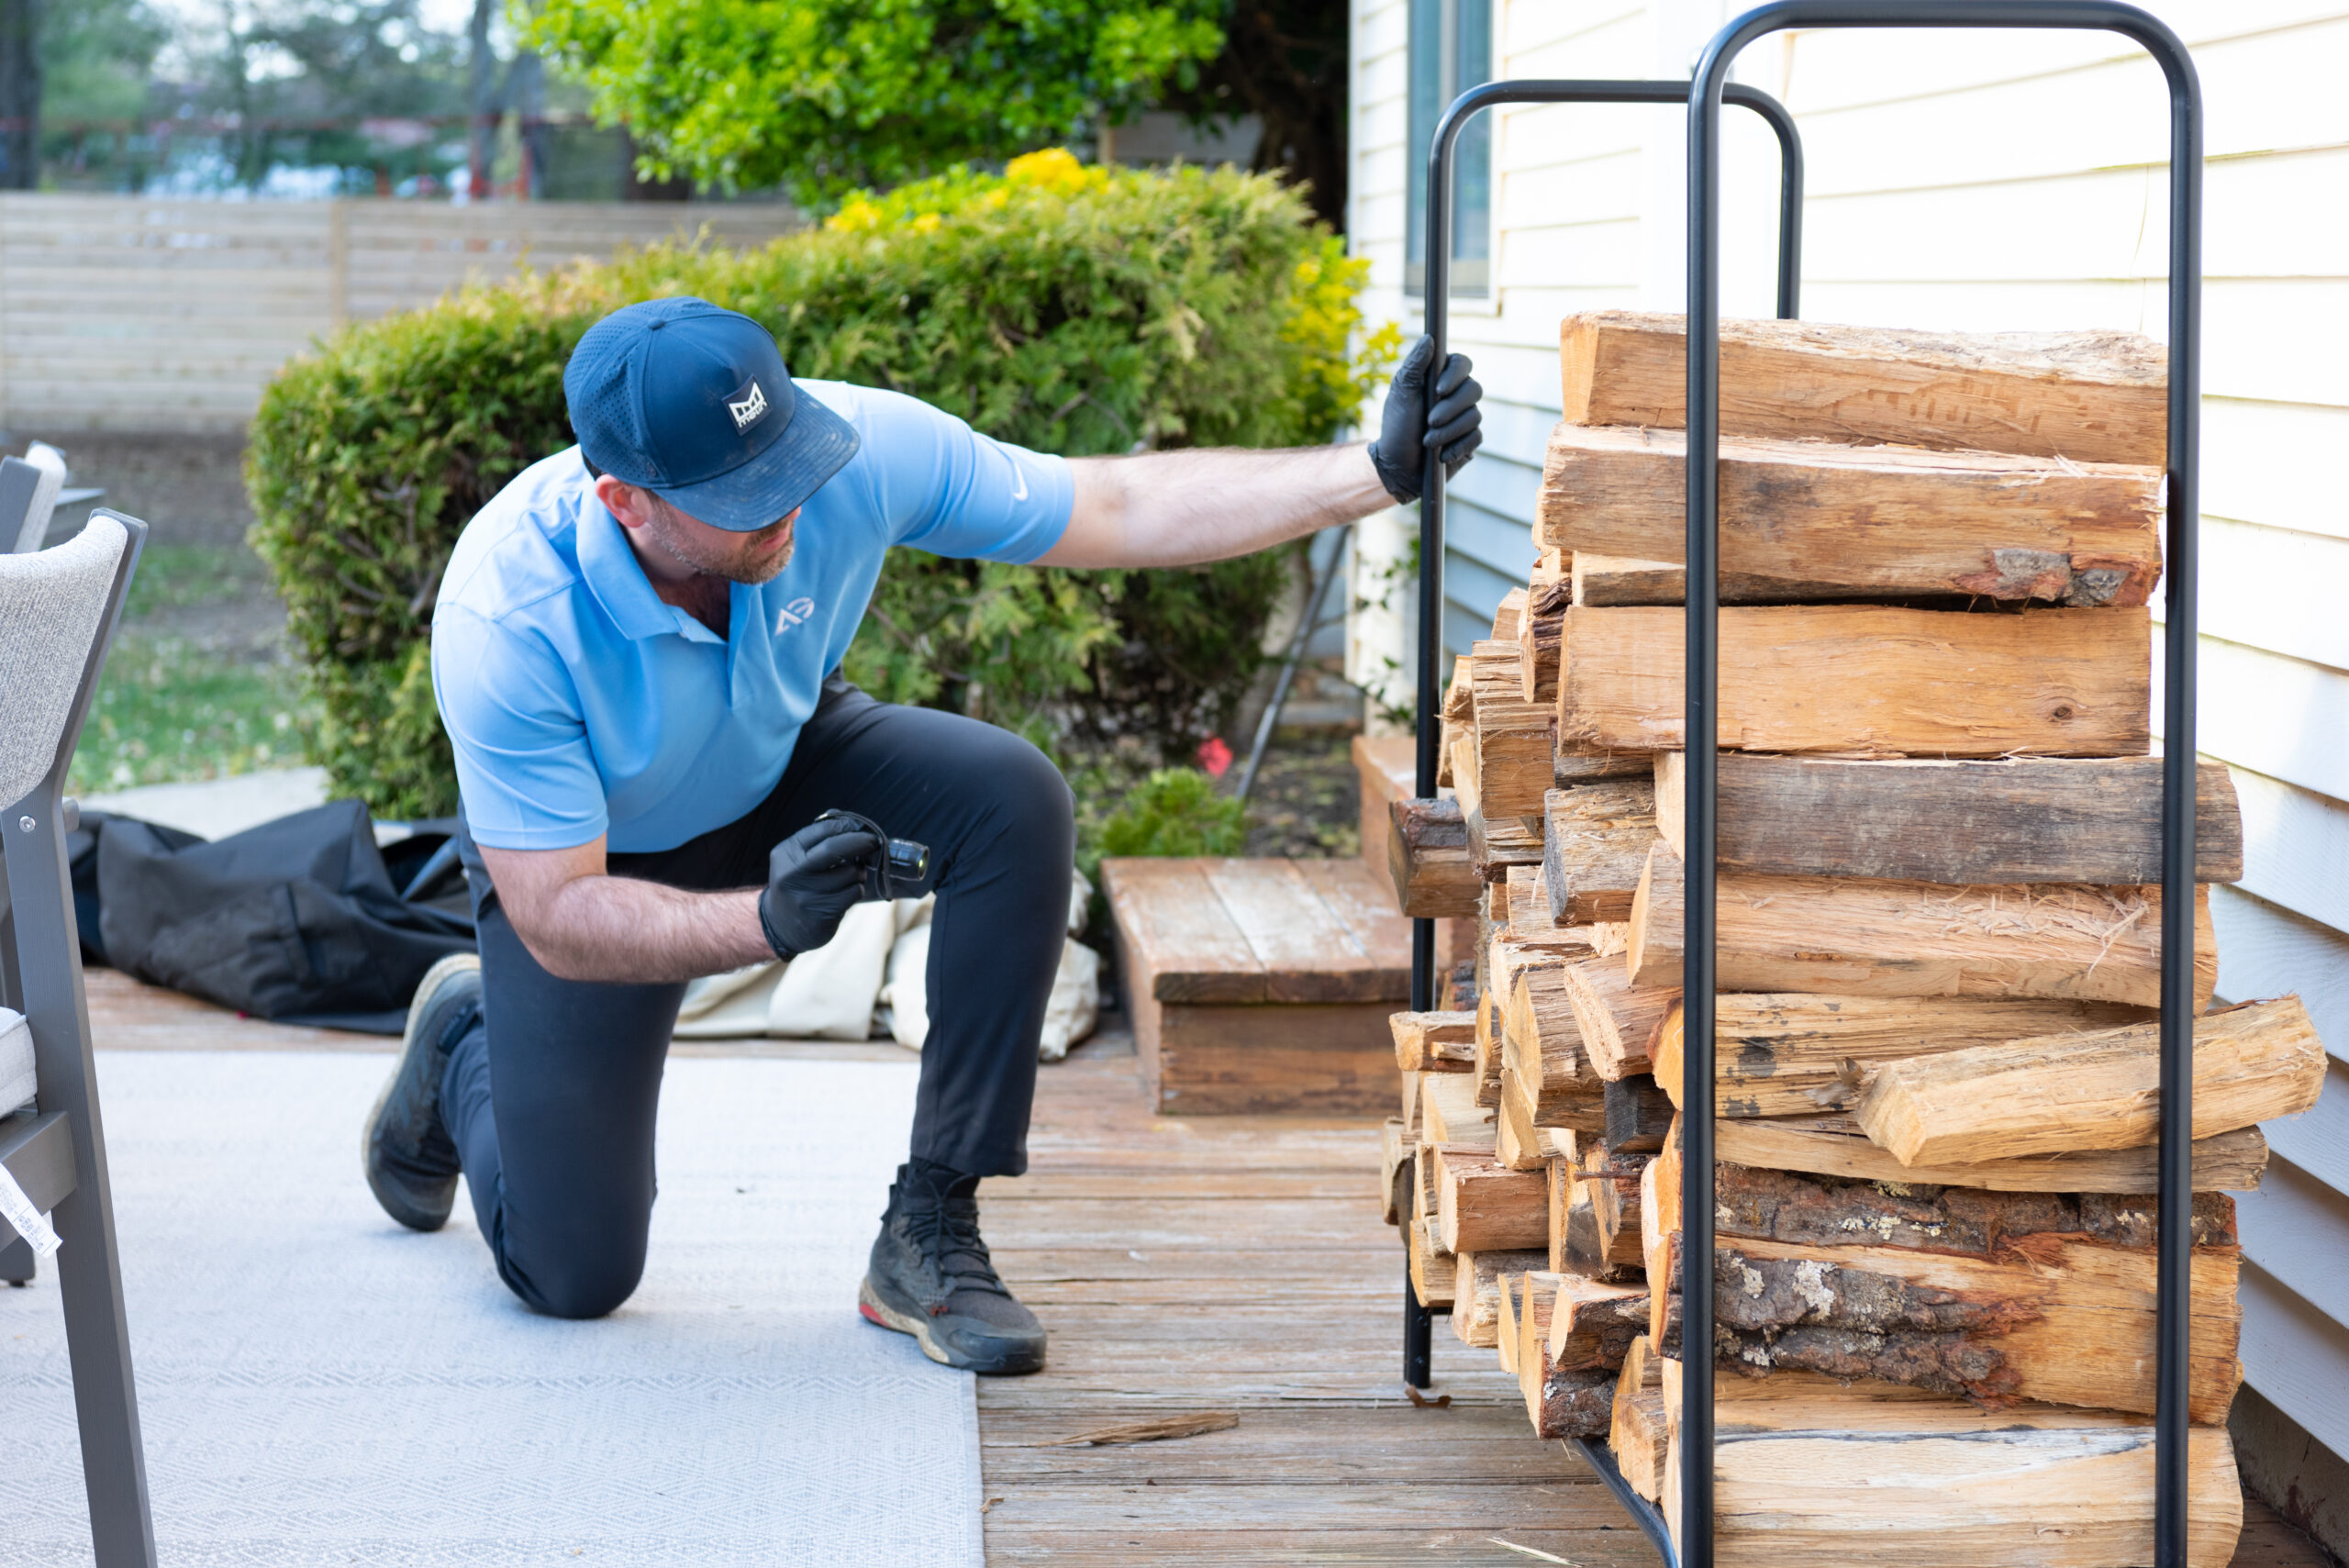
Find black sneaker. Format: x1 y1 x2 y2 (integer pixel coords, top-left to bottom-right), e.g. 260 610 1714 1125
859 1162 1046 1375
362 952 481 1232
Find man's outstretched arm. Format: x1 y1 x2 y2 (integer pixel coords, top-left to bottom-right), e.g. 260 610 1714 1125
1044 442 1389 569
1036 336 1483 571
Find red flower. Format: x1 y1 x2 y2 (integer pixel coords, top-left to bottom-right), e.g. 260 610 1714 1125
1196 736 1233 777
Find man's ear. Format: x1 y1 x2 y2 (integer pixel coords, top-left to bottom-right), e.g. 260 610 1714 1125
595 473 655 531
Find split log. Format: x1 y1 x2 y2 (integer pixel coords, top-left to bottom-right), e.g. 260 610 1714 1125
1589 1149 1650 1265
1557 955 1675 1079
1519 570 1567 704
1506 866 1595 953
1662 1379 2242 1568
1517 1273 1620 1439
1575 553 1684 606
1386 797 1481 917
1542 782 1658 924
1609 1337 1667 1503
1534 424 2164 606
1380 1116 1409 1224
1452 1248 1547 1348
1631 846 2215 1009
1472 640 1556 820
1437 1148 1549 1252
1556 1142 1643 1282
1497 1273 1530 1377
1693 1232 2243 1422
1554 311 2168 465
1474 988 1504 1108
1409 1150 1455 1309
1856 995 2327 1166
1554 747 1653 785
1714 1113 2268 1195
1604 1074 1675 1153
1653 751 2244 884
1650 992 2154 1118
1546 1275 1650 1373
1491 587 1526 643
1389 1008 1476 1073
1501 968 1606 1132
1626 840 1683 988
1419 1072 1495 1150
1556 605 2152 757
1437 653 1473 787
1495 1079 1548 1170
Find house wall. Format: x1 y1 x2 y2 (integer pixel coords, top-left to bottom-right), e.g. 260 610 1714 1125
1345 0 2349 1536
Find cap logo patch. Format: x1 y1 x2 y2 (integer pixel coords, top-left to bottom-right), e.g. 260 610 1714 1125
727 379 769 432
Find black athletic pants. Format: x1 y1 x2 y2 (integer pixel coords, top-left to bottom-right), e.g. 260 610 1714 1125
441 675 1074 1319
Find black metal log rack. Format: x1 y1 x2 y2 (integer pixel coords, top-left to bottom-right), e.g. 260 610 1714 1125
1406 7 2203 1565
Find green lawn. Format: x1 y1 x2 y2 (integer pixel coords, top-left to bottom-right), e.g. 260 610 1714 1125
66 541 318 795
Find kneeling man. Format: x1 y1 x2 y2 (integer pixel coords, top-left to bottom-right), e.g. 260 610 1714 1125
362 295 1481 1373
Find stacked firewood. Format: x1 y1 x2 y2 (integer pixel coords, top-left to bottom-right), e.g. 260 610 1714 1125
1381 311 2331 1566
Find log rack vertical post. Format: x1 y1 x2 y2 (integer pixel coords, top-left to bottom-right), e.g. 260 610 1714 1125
1407 79 1802 1399
1675 7 2200 1567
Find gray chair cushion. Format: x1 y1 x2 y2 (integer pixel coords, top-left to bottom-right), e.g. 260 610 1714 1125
0 513 125 808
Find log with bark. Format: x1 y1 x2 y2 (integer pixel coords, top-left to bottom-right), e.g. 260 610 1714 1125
1555 311 2168 465
1856 996 2326 1166
1556 605 2152 757
1386 797 1481 917
1653 751 2244 884
1519 569 1567 704
1535 424 2164 605
1542 781 1659 924
1546 1274 1650 1373
1516 1272 1620 1439
1629 844 2214 1009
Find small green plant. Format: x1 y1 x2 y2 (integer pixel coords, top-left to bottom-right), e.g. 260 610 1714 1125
1093 767 1245 873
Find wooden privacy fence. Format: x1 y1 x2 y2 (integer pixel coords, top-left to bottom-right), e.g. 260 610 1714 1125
0 195 803 433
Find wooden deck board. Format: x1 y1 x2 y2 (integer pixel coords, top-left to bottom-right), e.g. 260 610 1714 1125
976 1048 1655 1565
78 965 2336 1568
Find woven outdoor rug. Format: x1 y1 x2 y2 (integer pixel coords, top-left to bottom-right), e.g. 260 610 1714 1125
0 1051 984 1566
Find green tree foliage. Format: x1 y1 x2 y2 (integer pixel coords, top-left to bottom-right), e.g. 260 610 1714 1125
523 0 1226 205
247 155 1397 820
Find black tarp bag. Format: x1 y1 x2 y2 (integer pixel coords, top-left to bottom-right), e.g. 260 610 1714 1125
61 799 475 1033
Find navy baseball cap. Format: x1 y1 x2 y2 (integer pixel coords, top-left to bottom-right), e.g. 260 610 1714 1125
562 296 860 531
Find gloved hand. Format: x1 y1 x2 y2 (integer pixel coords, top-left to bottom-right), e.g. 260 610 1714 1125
1367 334 1485 504
756 817 884 959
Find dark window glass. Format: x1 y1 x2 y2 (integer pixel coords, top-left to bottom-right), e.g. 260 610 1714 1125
1406 0 1492 298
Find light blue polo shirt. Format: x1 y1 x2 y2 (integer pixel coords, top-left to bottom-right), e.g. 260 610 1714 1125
430 380 1074 853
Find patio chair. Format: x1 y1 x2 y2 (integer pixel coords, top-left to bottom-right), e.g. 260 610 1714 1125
0 507 160 1565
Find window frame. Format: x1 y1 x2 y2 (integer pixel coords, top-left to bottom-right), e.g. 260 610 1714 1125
1404 0 1497 306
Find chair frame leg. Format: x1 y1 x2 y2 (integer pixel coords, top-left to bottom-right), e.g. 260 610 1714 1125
5 782 157 1567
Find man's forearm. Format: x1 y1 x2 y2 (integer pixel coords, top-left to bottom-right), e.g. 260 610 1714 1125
525 873 772 984
1045 442 1391 569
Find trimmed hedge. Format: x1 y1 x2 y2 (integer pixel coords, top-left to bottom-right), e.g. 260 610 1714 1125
248 151 1395 819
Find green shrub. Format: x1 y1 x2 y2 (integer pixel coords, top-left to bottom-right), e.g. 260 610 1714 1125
1091 767 1245 875
248 151 1397 818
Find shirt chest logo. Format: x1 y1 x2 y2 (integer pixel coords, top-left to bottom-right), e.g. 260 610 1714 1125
775 595 817 633
728 379 769 431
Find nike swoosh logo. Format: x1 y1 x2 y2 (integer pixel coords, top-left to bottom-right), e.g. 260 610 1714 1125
1010 466 1029 502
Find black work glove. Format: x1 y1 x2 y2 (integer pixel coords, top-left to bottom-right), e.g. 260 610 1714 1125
756 817 884 959
1367 334 1484 504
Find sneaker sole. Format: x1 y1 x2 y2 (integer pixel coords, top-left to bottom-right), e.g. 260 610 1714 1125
362 951 481 1232
858 1277 1045 1375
